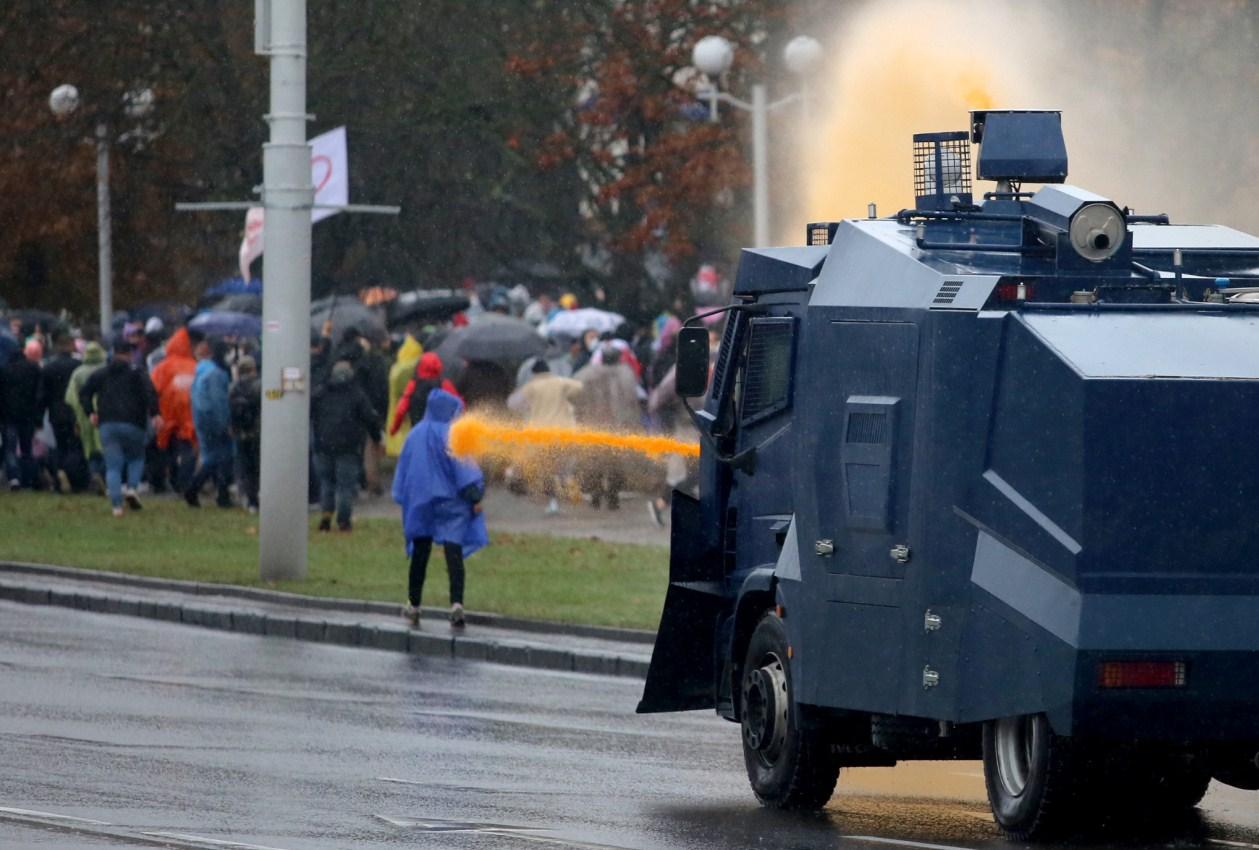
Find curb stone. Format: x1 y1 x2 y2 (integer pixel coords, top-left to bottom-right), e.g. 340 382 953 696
0 578 647 680
0 561 655 645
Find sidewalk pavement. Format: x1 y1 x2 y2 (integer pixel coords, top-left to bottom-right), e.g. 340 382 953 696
0 562 654 679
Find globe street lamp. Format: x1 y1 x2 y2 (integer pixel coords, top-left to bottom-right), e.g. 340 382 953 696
691 35 823 247
48 84 156 339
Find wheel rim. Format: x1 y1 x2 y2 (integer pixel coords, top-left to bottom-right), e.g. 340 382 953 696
993 715 1038 798
742 652 789 766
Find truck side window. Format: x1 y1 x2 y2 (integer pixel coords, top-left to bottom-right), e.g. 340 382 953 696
739 317 796 426
709 314 745 437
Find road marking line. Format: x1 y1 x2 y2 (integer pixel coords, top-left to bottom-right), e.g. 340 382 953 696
377 776 564 796
1211 841 1259 850
0 806 111 825
143 831 294 850
843 836 978 850
375 814 633 849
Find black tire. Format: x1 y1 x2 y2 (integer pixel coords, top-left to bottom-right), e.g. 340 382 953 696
982 714 1083 841
740 612 839 810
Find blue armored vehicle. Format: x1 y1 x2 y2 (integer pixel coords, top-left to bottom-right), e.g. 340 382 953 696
639 109 1259 839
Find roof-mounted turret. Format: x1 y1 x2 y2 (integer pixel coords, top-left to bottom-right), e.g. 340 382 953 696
971 109 1068 188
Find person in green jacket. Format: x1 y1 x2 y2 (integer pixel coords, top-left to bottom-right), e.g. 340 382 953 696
65 341 106 491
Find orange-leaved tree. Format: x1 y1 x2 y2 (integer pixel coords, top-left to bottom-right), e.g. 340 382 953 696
506 0 791 317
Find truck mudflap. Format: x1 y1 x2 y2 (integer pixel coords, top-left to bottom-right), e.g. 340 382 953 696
637 491 726 714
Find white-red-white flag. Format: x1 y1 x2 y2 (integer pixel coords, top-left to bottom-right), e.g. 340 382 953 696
237 126 349 281
238 205 265 282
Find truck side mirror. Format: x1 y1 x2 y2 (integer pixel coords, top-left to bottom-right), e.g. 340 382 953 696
675 327 711 397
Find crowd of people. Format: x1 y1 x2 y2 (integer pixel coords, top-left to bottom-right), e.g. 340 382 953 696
0 317 265 518
0 285 711 528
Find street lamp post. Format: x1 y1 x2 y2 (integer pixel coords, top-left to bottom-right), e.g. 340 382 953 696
49 84 155 340
93 122 112 341
691 34 824 248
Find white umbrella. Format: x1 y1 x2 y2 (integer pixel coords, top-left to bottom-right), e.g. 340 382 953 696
543 307 625 338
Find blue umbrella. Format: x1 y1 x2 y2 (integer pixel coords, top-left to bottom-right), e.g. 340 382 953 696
189 310 261 338
204 276 262 298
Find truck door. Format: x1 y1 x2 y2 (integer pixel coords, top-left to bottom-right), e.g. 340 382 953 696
730 316 798 573
822 321 918 579
803 319 919 712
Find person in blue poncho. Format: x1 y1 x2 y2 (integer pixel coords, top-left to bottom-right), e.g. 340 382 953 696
392 387 487 628
185 337 234 508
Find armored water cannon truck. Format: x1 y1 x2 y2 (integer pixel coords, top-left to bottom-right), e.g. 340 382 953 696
638 109 1259 840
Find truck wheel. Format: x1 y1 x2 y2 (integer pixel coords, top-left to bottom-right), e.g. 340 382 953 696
982 714 1081 840
741 612 839 810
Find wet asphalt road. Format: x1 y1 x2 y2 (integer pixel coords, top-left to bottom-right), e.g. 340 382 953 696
3 602 1259 850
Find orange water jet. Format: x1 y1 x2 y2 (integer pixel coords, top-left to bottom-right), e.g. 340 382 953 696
450 414 700 463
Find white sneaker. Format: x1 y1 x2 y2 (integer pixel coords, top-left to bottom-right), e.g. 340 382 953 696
545 498 560 516
122 486 143 511
111 506 124 518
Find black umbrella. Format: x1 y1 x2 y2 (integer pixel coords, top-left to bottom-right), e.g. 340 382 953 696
387 291 470 327
434 314 545 374
5 309 66 339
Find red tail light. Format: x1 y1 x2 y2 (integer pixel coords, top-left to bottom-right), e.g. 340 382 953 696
1098 661 1187 689
995 281 1033 302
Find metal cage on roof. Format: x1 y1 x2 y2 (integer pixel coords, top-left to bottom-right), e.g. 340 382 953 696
913 131 972 212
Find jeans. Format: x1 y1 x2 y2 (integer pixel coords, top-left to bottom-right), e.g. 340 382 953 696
315 451 361 529
99 422 146 508
408 537 465 607
2 423 35 488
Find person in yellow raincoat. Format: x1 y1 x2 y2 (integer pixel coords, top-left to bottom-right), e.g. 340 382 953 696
386 334 423 456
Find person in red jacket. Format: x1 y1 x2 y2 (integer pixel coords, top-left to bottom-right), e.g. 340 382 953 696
149 327 200 494
389 352 459 436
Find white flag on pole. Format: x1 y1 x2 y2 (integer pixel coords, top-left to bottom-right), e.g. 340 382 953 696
238 126 349 281
310 125 347 224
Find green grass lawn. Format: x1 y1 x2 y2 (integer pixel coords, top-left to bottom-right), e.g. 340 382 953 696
0 492 668 630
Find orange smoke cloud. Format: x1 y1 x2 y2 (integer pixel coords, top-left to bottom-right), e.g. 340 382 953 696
450 414 701 463
786 0 1036 233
